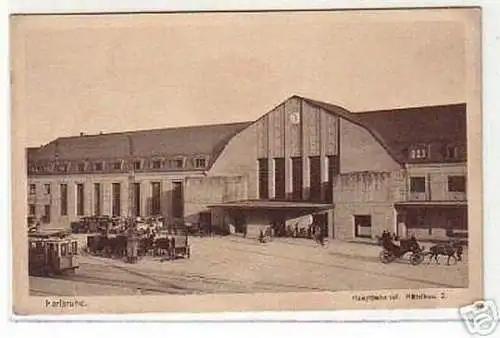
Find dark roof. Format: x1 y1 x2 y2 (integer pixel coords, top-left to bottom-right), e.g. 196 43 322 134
300 96 467 164
28 122 252 162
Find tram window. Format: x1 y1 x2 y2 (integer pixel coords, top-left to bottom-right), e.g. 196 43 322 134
61 243 68 256
71 241 78 255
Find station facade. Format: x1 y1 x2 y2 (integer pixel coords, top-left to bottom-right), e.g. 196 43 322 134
26 96 467 241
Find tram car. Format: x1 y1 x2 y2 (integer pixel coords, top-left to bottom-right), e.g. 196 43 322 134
28 230 80 276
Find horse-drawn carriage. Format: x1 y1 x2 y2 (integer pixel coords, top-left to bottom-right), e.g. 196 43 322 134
28 230 79 276
154 227 191 261
378 231 425 265
85 218 191 262
71 215 113 234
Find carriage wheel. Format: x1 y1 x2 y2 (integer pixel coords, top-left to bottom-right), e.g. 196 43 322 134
379 250 395 264
410 253 424 265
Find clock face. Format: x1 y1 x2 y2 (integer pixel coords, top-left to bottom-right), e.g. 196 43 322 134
289 112 300 125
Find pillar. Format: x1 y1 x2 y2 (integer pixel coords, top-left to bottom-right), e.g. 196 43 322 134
327 209 334 239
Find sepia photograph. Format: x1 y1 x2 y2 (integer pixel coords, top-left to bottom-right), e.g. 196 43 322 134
10 7 482 314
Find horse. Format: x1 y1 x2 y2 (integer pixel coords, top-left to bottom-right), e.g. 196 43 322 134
426 241 463 265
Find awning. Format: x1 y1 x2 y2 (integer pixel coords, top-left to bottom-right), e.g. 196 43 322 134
208 199 333 212
394 201 468 208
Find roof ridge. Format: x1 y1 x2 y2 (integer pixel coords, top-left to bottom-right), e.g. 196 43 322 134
355 102 467 114
300 96 404 165
57 120 253 140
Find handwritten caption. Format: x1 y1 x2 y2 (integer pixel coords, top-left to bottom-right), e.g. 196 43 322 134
352 291 446 303
44 298 87 309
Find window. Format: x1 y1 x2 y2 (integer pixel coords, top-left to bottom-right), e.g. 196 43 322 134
94 162 103 171
152 160 162 169
195 158 206 168
94 183 101 216
76 183 84 216
43 184 51 195
151 182 161 215
29 184 36 195
42 204 51 224
60 184 68 216
410 145 429 160
291 157 303 200
171 158 184 169
309 156 321 201
112 183 121 217
133 183 141 217
448 176 466 193
258 159 269 199
410 177 426 193
29 204 36 216
77 163 86 172
133 160 141 170
354 215 372 238
446 145 459 160
71 241 78 255
326 155 338 202
56 163 68 172
60 243 68 257
112 161 122 170
172 181 184 219
274 158 286 200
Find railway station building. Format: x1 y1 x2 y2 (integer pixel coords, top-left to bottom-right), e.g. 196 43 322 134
26 96 467 241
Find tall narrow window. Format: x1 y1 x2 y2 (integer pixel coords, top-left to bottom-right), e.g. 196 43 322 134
133 183 141 217
29 204 36 216
172 181 184 219
60 184 68 216
291 157 303 200
151 182 161 215
29 184 36 195
43 184 51 195
112 183 121 217
94 183 101 216
76 183 84 216
309 156 321 201
325 155 338 202
43 205 51 224
258 158 269 199
274 158 286 200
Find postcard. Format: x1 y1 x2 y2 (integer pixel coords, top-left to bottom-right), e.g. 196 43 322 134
11 7 482 315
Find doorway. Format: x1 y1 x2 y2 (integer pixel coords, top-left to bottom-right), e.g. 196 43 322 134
354 215 372 238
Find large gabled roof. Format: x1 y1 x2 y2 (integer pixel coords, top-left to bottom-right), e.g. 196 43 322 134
299 96 466 164
28 121 252 162
27 96 467 168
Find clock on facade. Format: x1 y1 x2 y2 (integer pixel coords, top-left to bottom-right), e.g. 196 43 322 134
289 112 301 125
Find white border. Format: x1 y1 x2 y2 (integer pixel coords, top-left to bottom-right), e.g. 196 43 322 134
3 0 500 337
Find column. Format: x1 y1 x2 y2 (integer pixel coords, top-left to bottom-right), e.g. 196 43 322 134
102 182 111 216
327 209 334 239
268 158 275 199
122 179 130 218
141 180 150 217
319 109 327 201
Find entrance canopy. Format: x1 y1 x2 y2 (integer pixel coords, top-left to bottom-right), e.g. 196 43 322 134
208 199 333 213
395 201 467 208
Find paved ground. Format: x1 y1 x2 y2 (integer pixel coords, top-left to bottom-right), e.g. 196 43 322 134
29 236 468 296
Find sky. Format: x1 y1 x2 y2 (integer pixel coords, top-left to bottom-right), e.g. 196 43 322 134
11 9 470 147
